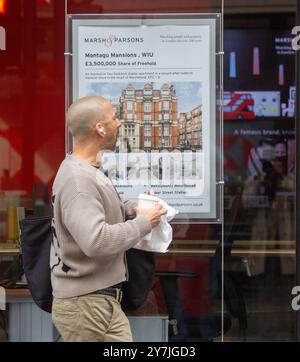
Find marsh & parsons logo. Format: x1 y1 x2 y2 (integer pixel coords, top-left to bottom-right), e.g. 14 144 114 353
84 35 144 47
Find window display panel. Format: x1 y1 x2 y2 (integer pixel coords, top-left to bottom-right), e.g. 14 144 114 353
66 0 224 343
223 23 296 341
65 0 297 343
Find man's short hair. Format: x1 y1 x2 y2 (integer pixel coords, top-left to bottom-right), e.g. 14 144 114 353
67 96 108 143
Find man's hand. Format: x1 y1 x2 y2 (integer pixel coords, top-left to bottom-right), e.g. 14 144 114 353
135 204 167 228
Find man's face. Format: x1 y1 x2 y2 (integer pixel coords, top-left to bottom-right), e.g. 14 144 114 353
274 142 286 158
102 102 121 150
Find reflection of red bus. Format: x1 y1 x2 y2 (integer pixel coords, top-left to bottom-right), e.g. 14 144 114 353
224 92 255 120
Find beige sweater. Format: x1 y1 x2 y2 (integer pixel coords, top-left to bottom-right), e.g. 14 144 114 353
50 154 151 298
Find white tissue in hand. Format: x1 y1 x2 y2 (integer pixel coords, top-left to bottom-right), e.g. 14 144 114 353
134 195 178 253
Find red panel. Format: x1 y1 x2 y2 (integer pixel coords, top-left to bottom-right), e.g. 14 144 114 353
68 0 216 14
0 0 5 14
0 0 65 198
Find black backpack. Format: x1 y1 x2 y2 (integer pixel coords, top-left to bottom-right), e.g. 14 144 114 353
20 216 53 313
20 215 156 313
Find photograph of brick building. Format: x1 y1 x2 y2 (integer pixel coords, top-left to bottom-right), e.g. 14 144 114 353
178 105 203 150
87 81 203 152
118 83 179 151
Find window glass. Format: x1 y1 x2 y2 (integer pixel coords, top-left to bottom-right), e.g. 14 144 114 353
127 101 133 111
62 0 298 343
163 101 169 110
144 102 151 112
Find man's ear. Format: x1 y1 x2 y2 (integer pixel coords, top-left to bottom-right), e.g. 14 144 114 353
96 123 106 136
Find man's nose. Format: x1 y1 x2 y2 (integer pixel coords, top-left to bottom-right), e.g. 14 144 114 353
116 119 121 128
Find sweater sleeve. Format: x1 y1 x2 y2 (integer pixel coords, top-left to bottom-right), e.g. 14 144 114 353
62 192 151 258
122 198 137 219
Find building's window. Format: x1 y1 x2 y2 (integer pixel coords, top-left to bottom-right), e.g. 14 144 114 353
124 124 135 136
127 114 133 120
144 138 151 147
127 101 133 111
163 127 169 136
144 125 152 136
144 114 151 121
161 137 169 147
144 102 151 112
163 101 169 110
163 114 169 120
129 125 135 135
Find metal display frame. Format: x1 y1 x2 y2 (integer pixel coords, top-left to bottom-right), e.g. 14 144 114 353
296 0 300 343
65 13 223 224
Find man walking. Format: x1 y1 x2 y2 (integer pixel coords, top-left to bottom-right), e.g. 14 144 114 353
51 96 166 341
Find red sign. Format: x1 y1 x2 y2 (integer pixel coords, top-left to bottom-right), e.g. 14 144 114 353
0 0 6 14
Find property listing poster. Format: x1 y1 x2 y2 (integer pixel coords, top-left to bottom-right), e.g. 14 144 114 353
74 20 217 220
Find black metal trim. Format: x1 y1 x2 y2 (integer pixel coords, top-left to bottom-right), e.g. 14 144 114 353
296 0 300 343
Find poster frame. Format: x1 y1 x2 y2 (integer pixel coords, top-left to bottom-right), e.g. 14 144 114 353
65 13 223 224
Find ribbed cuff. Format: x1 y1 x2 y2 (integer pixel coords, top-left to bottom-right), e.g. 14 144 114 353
134 215 152 237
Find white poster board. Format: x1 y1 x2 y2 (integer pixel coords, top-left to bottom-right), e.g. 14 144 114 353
68 15 222 222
